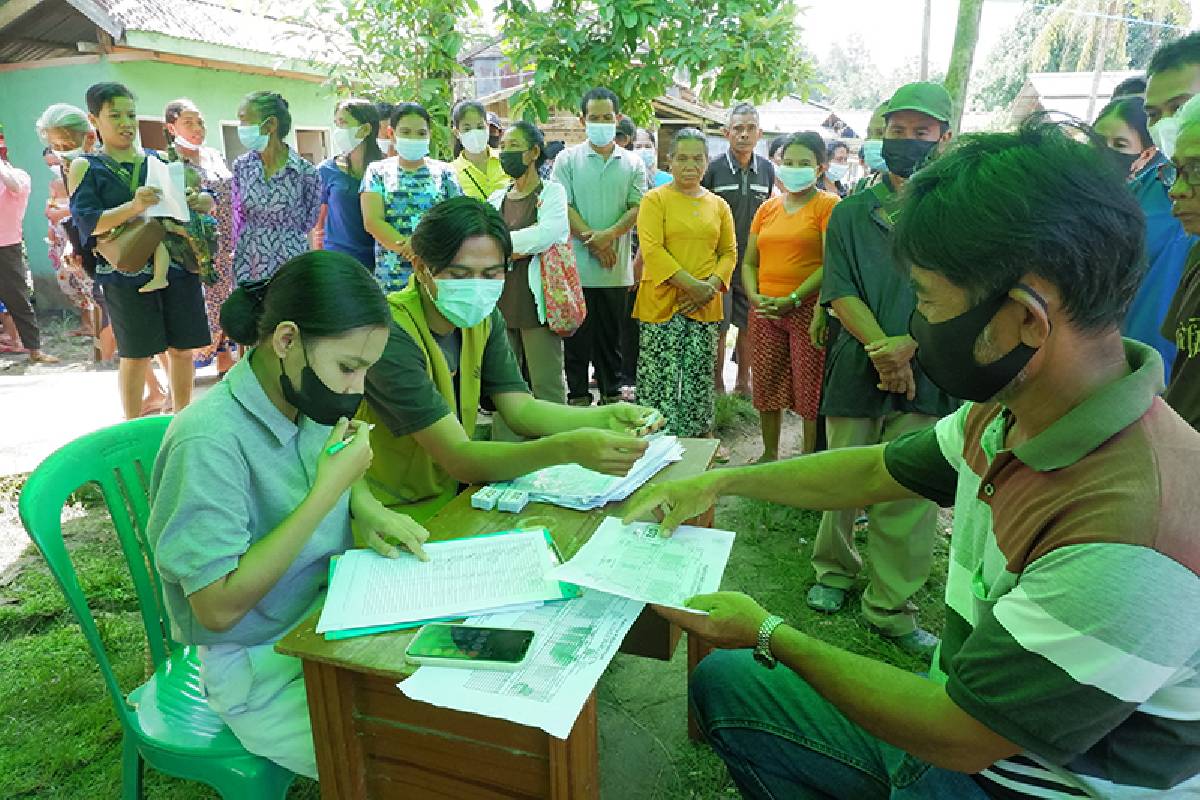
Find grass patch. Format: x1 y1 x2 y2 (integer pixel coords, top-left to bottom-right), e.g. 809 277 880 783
713 393 757 434
0 500 320 799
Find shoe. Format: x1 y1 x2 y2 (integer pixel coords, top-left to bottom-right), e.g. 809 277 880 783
884 627 940 657
568 397 592 407
805 584 847 614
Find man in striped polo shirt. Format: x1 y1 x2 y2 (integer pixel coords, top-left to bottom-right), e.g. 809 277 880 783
625 120 1200 798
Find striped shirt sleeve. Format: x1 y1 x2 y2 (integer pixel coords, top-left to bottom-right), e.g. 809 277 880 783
881 405 970 507
944 542 1200 766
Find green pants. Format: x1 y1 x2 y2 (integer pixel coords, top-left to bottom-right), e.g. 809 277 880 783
812 412 939 636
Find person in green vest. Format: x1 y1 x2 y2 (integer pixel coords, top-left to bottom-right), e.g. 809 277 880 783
361 196 665 519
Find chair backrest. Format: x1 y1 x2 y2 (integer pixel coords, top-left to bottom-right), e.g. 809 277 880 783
18 415 174 726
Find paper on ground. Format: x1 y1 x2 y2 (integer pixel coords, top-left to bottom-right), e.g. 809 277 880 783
552 517 735 611
505 434 684 510
316 530 567 634
144 157 190 221
398 590 644 738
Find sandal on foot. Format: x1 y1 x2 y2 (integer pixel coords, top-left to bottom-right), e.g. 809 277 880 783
806 584 847 614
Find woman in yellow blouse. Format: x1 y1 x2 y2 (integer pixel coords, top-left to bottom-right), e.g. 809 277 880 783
633 128 737 438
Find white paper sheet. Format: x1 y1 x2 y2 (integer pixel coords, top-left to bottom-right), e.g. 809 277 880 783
144 157 190 222
504 434 684 510
551 517 735 611
398 590 644 738
316 530 568 634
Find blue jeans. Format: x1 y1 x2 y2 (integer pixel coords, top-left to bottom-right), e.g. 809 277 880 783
690 650 992 800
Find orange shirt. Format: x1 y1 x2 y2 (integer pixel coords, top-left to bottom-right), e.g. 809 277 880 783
634 185 737 324
750 191 839 297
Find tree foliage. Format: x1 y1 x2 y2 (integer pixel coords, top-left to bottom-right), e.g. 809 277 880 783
971 0 1191 112
810 37 945 112
813 34 887 109
298 0 480 158
494 0 818 124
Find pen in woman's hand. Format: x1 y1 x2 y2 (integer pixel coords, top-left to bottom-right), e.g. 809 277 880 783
326 422 373 455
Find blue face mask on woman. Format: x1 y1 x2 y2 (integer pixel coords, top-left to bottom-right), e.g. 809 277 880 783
432 277 504 328
237 123 270 153
394 137 430 161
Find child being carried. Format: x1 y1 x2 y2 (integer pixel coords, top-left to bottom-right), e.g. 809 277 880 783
139 163 218 293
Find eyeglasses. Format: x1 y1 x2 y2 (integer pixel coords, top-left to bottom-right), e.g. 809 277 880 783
1158 162 1200 190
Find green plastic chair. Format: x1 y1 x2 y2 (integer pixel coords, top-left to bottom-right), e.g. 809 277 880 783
18 415 295 799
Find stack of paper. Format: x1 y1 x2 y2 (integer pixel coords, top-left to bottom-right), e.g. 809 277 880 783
399 590 644 739
396 517 736 738
503 434 685 510
316 529 572 635
552 517 736 610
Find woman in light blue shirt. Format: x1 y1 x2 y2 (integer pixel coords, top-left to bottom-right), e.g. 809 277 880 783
147 251 429 778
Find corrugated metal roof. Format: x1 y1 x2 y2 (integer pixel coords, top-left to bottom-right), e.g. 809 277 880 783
94 0 337 61
1011 70 1144 124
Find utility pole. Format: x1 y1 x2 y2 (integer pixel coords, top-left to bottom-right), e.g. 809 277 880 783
1085 0 1116 121
921 0 932 80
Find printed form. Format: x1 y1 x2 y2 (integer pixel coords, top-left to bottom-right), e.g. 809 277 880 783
552 517 736 610
316 530 567 633
399 590 644 738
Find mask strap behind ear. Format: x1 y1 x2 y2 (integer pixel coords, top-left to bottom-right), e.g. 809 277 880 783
1014 282 1049 313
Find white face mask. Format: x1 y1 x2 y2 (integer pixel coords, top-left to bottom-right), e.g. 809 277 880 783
459 128 489 154
376 137 393 154
826 162 850 182
332 125 366 156
777 165 817 193
55 147 84 161
1151 116 1182 161
172 135 200 152
637 148 657 171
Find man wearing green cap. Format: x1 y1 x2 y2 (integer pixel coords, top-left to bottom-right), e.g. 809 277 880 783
807 81 958 655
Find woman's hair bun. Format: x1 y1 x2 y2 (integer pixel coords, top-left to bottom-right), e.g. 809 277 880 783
220 285 266 346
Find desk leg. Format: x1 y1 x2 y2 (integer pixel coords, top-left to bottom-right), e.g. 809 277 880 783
304 660 367 800
686 635 715 743
548 692 600 799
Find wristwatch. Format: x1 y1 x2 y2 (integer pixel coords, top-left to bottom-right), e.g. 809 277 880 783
753 615 786 669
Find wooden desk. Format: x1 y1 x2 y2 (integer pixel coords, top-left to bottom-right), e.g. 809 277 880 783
277 438 718 799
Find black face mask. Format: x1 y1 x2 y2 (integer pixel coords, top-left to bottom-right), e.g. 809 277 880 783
908 285 1045 403
882 138 938 178
500 150 529 179
279 348 363 425
488 133 501 149
1104 147 1139 178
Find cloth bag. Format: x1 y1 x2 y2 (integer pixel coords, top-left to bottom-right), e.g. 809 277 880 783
92 155 165 274
538 241 586 336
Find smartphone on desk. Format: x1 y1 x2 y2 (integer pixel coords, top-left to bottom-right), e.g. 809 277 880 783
404 624 536 670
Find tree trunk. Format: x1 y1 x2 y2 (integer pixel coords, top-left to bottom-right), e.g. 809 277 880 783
943 0 986 132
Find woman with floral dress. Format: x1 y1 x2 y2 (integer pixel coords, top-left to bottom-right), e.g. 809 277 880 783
230 91 320 284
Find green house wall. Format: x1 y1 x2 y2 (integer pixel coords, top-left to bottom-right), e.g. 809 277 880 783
0 55 337 310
